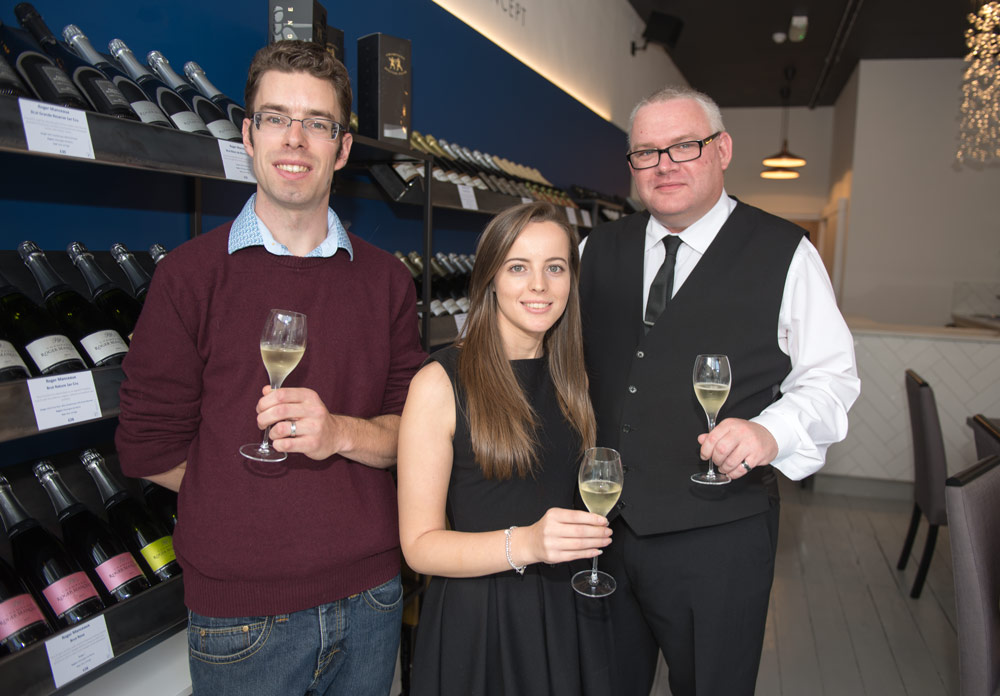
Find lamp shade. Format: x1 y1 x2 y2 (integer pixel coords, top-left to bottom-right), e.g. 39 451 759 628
760 167 800 180
762 140 806 168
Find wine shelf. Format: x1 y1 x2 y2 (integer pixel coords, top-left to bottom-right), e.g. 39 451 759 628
0 96 589 226
0 366 123 445
0 575 186 696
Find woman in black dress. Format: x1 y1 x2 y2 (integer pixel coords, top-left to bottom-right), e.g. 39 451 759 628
398 202 613 695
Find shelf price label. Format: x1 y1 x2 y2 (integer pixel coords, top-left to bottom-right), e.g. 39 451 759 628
18 98 95 160
565 206 578 225
26 371 102 431
219 140 256 183
580 209 592 227
44 615 114 689
457 184 479 211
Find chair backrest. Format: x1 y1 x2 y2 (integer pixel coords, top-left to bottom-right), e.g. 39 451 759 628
904 370 948 525
970 414 1000 461
946 455 1000 696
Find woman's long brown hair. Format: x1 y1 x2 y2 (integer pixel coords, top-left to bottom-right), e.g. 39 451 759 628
457 202 596 479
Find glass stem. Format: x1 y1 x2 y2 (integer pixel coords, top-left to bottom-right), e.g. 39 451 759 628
706 415 717 477
589 556 600 585
258 379 283 452
259 425 273 452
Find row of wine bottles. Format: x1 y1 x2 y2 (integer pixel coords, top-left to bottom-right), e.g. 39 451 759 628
399 131 579 209
395 250 475 318
0 449 179 657
0 241 167 382
0 4 244 140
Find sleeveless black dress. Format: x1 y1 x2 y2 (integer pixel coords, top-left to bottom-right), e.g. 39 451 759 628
410 346 613 696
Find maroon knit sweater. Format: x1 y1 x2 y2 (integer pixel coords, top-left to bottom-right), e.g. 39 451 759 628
115 222 426 617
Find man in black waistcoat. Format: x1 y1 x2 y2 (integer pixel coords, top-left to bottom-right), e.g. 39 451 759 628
579 86 859 696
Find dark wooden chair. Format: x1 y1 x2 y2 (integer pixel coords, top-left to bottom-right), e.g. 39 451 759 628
969 414 1000 461
945 455 1000 696
897 369 949 598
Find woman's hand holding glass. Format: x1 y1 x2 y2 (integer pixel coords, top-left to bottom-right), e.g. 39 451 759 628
509 507 611 570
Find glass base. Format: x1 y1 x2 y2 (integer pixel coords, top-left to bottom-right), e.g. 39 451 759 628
239 443 287 462
572 569 616 598
691 470 731 485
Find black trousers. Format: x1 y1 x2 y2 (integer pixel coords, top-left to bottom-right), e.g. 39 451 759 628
602 501 780 696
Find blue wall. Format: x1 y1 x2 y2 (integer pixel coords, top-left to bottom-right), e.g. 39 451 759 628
0 0 628 256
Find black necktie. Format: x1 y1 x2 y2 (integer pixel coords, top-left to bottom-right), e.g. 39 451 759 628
644 234 682 328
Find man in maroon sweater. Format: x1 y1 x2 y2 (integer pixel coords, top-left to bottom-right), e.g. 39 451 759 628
115 41 425 696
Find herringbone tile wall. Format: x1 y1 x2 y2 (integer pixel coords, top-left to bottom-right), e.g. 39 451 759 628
825 329 1000 480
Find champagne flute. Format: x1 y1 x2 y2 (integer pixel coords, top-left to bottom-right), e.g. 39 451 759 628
239 309 307 462
691 354 732 485
572 447 623 598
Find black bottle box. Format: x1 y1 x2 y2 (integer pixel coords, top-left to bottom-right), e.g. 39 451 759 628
325 25 345 65
269 1 327 44
357 32 411 144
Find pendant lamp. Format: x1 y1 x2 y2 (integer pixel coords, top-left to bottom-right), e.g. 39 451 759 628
760 167 800 179
761 76 806 178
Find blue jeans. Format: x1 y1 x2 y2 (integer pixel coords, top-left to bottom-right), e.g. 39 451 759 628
187 574 402 696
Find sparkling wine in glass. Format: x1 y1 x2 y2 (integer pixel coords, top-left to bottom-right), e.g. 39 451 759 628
691 354 731 485
572 447 623 598
239 309 306 462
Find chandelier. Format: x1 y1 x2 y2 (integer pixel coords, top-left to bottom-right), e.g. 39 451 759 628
957 1 1000 164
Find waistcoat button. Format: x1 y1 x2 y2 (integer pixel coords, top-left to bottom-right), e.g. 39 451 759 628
636 350 645 358
628 385 637 394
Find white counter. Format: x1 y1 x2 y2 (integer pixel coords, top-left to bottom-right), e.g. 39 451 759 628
823 319 1000 484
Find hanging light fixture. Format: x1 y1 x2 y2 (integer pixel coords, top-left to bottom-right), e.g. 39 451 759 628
761 71 806 178
760 167 800 179
957 1 1000 164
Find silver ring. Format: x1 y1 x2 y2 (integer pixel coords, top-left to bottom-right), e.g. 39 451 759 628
290 421 297 438
741 461 751 473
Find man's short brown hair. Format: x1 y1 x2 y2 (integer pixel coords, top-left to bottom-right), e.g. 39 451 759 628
244 40 352 126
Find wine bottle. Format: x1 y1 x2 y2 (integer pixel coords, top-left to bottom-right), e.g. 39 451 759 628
0 325 32 382
0 555 52 656
109 243 152 303
33 461 150 604
67 241 143 341
405 253 446 317
17 241 129 367
147 51 241 142
408 132 468 187
15 4 138 121
0 270 88 376
447 143 520 197
421 133 491 192
436 137 506 195
139 479 177 533
0 50 31 98
108 39 210 136
149 243 168 265
449 252 474 276
0 475 105 628
435 253 470 312
0 21 89 110
80 450 181 583
393 251 422 295
62 24 171 128
182 61 246 129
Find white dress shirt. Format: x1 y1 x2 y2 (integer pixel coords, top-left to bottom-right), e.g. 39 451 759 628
582 191 860 480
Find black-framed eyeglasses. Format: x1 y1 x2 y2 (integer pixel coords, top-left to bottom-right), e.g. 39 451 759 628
625 132 722 169
252 111 346 140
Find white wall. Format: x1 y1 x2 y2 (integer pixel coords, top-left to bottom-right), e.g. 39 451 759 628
430 0 686 128
720 105 834 220
840 59 1000 326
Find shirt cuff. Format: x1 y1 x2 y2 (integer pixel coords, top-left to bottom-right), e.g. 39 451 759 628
750 411 824 481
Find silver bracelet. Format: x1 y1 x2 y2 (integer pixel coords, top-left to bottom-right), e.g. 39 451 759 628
504 526 526 575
